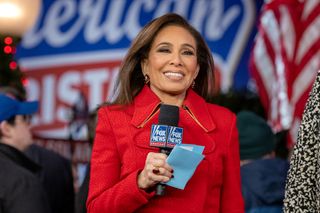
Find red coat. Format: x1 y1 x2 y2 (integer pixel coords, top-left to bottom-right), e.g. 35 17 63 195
87 86 244 213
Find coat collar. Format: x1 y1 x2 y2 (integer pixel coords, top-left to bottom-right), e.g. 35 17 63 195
131 85 216 132
182 88 216 132
0 143 41 174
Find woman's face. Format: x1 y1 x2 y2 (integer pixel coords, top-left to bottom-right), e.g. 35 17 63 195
142 25 199 104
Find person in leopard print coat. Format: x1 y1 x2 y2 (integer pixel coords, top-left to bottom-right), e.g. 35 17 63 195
284 71 320 212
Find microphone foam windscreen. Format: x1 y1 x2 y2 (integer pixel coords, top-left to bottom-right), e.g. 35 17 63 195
158 104 179 126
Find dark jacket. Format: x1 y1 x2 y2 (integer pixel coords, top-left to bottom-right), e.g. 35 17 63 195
75 164 90 213
241 158 289 213
25 144 75 213
0 143 51 213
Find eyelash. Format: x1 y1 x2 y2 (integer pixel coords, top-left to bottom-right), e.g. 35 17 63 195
158 48 170 53
183 50 194 55
157 48 195 55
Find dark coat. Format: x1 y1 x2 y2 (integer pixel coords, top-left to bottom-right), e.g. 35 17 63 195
25 144 75 213
241 158 289 213
0 143 51 213
75 164 90 213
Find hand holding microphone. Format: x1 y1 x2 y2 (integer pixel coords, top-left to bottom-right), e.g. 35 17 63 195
137 152 173 190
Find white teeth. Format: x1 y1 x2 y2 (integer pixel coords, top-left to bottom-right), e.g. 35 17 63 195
164 72 183 78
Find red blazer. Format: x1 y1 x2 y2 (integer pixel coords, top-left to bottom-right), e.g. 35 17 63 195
87 86 244 213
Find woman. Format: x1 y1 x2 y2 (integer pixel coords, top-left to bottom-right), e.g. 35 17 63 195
87 13 244 213
284 71 320 212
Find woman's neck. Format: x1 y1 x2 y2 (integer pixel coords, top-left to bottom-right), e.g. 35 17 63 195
154 91 186 107
148 85 189 107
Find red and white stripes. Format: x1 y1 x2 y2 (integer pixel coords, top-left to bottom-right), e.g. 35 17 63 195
250 0 320 146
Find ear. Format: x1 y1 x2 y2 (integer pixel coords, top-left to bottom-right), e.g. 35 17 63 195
0 121 12 137
141 58 148 76
194 64 200 80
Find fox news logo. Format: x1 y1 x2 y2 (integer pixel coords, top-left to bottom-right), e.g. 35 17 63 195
167 126 183 148
150 125 168 147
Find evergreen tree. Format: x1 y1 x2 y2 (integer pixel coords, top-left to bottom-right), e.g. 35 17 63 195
0 35 25 96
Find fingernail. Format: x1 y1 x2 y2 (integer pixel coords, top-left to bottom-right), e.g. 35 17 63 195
171 169 174 173
171 175 174 178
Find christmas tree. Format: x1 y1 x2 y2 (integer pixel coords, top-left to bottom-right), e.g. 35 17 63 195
0 35 26 96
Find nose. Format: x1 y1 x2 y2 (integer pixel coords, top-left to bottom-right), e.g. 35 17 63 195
169 52 182 66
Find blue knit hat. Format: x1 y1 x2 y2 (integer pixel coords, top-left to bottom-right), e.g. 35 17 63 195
236 111 275 160
0 94 38 122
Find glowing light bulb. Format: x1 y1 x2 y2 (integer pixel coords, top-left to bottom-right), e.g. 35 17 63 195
0 2 22 18
4 36 13 45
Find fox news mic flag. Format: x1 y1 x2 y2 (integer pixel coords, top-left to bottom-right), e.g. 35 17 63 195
250 0 320 146
150 104 183 153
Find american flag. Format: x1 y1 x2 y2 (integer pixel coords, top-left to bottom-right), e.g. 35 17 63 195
250 0 320 146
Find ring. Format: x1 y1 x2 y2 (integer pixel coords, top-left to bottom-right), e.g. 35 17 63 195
152 166 160 174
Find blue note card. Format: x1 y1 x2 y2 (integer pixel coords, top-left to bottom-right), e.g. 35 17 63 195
165 144 204 190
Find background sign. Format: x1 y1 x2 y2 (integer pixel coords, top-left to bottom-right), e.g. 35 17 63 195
17 0 263 139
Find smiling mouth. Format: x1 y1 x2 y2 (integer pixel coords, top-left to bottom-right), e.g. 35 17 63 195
164 71 184 80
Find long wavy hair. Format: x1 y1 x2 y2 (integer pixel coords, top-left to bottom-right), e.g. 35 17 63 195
111 13 215 105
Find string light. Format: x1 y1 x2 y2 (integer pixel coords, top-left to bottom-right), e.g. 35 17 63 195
22 77 29 86
9 61 17 70
2 36 19 71
3 45 12 54
4 36 13 45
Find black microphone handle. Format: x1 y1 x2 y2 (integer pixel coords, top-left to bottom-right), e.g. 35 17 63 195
155 104 179 196
156 183 166 196
155 148 171 196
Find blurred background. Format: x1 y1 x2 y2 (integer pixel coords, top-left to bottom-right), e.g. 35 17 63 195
0 0 319 190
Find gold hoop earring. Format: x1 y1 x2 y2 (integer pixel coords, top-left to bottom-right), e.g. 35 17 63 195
144 74 150 84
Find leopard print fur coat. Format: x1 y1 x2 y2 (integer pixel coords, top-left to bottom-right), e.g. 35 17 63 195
284 71 320 212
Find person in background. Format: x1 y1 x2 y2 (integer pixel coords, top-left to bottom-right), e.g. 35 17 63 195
0 87 75 213
25 144 75 213
0 93 51 213
284 71 320 212
87 13 244 212
75 110 97 213
237 111 289 213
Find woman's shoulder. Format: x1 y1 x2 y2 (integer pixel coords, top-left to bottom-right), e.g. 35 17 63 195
204 102 237 128
97 103 134 117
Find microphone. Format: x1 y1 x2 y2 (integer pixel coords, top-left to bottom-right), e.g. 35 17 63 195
150 104 183 195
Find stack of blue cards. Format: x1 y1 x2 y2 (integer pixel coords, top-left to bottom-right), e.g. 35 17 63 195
165 144 205 190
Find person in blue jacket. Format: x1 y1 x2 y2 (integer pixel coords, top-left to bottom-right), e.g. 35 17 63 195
237 111 289 213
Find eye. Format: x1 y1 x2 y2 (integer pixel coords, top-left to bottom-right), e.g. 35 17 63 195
157 47 171 53
182 50 195 56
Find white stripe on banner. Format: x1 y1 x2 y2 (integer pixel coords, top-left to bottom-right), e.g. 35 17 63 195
292 52 320 106
261 11 280 52
280 6 295 61
302 0 319 20
253 36 275 101
296 15 320 64
262 9 292 129
19 49 127 70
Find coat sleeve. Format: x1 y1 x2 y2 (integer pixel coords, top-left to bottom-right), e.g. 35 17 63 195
86 107 154 213
283 72 320 212
220 114 244 213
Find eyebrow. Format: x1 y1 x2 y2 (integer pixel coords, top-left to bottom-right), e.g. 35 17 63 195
156 42 196 51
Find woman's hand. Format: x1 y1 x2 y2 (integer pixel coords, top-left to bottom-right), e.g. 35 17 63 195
137 152 174 190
